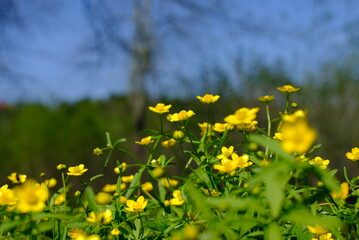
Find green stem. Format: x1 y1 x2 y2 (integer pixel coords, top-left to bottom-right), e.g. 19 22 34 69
265 104 272 155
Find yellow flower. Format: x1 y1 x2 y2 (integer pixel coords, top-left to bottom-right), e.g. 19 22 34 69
198 122 214 136
151 167 164 178
96 192 112 205
119 196 127 204
309 157 330 169
307 225 328 235
277 84 300 93
167 110 195 122
232 153 253 168
213 158 238 175
331 182 349 200
54 193 66 206
68 228 87 239
13 180 49 213
121 175 134 183
162 138 177 148
313 233 334 240
86 209 112 224
102 184 117 193
212 123 233 132
161 178 179 188
166 190 185 206
274 132 285 141
110 228 121 236
224 107 259 126
135 136 154 145
86 235 101 240
201 188 221 197
258 95 275 103
0 184 17 206
346 147 359 161
67 164 88 176
217 146 234 159
148 103 172 114
74 190 81 197
56 164 67 170
173 130 185 139
7 172 27 184
236 120 258 131
93 147 103 156
279 110 317 154
125 196 148 212
196 94 220 103
141 182 153 192
44 178 57 188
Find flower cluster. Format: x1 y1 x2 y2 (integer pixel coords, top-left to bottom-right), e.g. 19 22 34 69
0 84 358 239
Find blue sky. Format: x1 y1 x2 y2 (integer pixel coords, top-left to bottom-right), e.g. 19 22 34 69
1 0 359 103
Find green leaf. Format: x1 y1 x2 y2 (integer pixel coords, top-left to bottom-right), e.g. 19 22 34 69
125 167 145 199
265 223 282 240
89 174 104 183
283 209 341 230
0 220 24 233
248 134 293 162
84 187 99 212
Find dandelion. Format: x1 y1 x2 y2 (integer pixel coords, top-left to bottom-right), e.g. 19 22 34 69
0 184 17 206
67 164 88 176
331 182 349 200
7 172 27 184
309 157 330 169
135 136 154 145
224 107 259 127
277 84 300 93
13 179 49 213
196 94 220 103
125 196 148 212
346 147 359 161
141 182 153 192
96 192 112 205
148 103 172 114
56 164 67 170
93 147 103 156
121 175 134 183
258 95 275 103
167 110 195 122
162 138 176 148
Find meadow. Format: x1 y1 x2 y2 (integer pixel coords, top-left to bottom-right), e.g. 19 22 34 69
0 85 358 239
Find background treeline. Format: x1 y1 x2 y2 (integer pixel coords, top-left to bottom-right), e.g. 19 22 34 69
0 64 358 186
